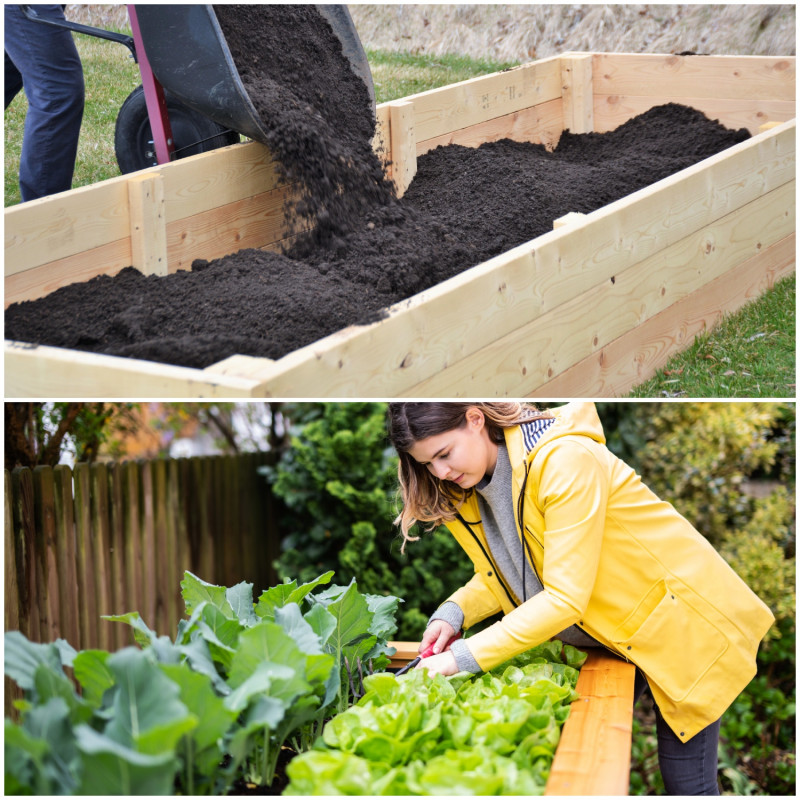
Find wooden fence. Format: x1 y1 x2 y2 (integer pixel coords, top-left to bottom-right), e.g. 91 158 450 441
5 451 281 716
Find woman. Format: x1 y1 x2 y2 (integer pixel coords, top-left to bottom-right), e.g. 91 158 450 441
388 401 774 795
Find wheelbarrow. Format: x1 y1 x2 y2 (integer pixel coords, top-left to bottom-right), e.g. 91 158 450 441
18 4 374 174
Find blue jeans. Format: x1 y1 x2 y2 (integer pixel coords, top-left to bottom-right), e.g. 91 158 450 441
634 669 721 795
4 4 84 201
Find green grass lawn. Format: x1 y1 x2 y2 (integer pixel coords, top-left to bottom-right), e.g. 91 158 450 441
4 37 794 397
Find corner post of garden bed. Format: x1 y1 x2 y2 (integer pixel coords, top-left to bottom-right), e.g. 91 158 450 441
561 52 594 134
127 171 168 276
388 99 417 197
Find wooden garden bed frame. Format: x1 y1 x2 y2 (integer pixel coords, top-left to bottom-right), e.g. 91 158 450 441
389 644 636 795
4 52 795 398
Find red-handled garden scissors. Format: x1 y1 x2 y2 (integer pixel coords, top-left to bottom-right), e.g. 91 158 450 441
395 632 462 676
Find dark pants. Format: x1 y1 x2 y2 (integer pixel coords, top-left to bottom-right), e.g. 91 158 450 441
4 4 85 201
634 670 721 795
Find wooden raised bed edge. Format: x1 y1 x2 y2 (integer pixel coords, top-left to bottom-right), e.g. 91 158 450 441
389 643 636 796
4 52 795 398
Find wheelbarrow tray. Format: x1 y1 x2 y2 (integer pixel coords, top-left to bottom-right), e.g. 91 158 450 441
132 4 374 145
4 52 795 398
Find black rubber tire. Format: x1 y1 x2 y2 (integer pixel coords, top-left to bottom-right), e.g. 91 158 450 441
114 84 240 174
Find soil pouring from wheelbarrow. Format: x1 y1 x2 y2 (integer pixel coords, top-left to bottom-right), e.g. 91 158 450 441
133 3 375 145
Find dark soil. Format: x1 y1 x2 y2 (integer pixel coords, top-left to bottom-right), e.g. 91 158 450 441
4 6 751 370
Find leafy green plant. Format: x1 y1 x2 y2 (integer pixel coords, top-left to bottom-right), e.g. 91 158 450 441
285 640 587 796
5 570 401 795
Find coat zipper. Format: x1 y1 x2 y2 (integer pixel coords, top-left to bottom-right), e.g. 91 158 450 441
454 509 518 609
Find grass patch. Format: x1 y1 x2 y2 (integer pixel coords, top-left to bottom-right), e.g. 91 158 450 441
629 275 796 398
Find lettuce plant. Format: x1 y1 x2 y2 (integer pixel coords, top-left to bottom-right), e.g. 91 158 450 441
285 640 587 796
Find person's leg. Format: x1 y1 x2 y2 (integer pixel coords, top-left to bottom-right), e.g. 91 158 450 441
654 700 721 795
4 4 84 201
633 669 721 795
5 50 24 108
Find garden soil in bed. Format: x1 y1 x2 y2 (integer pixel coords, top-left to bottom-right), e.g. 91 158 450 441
4 9 751 370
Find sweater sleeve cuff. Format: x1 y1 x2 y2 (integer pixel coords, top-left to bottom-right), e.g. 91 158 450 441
428 601 465 632
451 638 482 673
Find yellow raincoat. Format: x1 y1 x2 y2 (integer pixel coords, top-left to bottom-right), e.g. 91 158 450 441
444 402 774 741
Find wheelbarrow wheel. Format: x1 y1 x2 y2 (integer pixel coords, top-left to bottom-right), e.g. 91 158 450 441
114 84 240 173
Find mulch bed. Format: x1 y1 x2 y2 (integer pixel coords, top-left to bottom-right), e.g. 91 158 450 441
4 7 751 370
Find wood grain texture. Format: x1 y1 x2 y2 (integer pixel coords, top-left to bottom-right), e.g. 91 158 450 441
545 650 636 796
532 232 795 397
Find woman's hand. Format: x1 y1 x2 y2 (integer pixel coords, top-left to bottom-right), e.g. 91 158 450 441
419 619 457 656
418 649 458 678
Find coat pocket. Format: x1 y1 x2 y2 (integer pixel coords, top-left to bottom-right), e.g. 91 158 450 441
611 579 728 702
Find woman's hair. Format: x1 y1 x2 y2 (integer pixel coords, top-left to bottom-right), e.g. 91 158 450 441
387 402 551 549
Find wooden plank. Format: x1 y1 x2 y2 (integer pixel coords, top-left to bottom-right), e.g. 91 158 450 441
151 459 171 635
128 173 167 276
53 466 79 649
545 650 635 796
386 641 420 669
165 458 182 632
164 183 301 273
554 212 588 229
389 100 417 197
73 464 97 649
191 457 216 584
140 461 157 631
592 53 795 102
238 124 794 396
407 181 794 396
159 140 280 222
3 344 262 399
32 467 61 644
90 464 113 651
533 232 795 397
5 470 20 634
417 98 564 156
402 56 562 144
562 54 594 134
121 461 144 644
593 94 796 136
14 469 40 643
5 238 132 307
4 180 130 274
105 463 127 651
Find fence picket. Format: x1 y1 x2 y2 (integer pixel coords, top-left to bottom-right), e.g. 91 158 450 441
121 460 144 639
12 468 39 642
106 462 127 650
53 465 80 649
73 464 97 648
139 460 158 631
32 467 60 644
90 463 114 651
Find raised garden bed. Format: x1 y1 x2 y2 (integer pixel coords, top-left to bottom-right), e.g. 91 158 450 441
4 52 795 398
389 642 636 796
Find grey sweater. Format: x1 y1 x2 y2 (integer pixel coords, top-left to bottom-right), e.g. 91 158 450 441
431 430 599 673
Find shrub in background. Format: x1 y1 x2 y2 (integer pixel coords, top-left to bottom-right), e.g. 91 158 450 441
261 403 473 640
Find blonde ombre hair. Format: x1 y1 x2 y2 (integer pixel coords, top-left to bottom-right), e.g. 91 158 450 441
387 402 551 549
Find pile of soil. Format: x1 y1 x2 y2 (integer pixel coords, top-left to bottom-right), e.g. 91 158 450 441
4 8 751 370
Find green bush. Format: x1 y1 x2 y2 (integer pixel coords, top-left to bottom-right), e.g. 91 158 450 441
262 403 473 640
